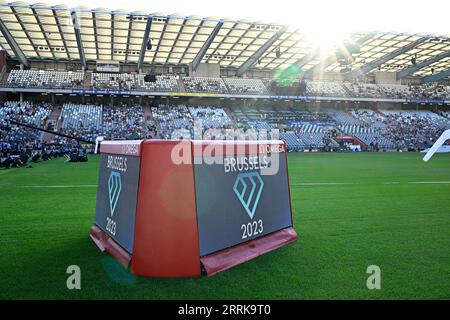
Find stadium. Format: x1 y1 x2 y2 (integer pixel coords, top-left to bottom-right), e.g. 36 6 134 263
0 0 449 301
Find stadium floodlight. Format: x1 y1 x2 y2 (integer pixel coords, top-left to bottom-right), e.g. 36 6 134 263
423 129 450 162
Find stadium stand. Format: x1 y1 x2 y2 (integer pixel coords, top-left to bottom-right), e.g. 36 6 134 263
1 2 450 156
346 82 382 98
409 83 450 100
183 77 228 94
131 75 179 92
59 104 102 142
439 111 450 119
188 106 232 129
328 109 365 126
279 132 305 151
149 105 193 139
6 70 84 89
2 97 449 153
224 78 269 95
0 101 51 127
91 73 179 92
4 69 450 101
91 73 132 90
102 105 146 140
350 109 389 128
376 84 412 99
306 81 347 97
0 101 52 148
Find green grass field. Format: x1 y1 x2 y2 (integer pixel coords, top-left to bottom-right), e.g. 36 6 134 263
0 152 449 300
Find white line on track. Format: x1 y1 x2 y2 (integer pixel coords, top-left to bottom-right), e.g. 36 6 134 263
292 181 450 186
408 181 450 184
18 182 450 188
20 185 97 188
291 182 355 186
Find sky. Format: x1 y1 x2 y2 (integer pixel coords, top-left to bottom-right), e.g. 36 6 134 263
12 0 450 39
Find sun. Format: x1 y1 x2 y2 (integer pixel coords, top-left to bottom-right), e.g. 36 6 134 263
302 24 351 51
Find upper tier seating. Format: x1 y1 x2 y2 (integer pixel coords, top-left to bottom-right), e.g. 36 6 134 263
132 75 179 92
4 70 450 101
376 84 412 99
346 83 381 98
6 70 84 89
409 83 450 100
91 73 179 92
183 77 228 94
224 78 269 95
92 73 133 90
306 81 347 97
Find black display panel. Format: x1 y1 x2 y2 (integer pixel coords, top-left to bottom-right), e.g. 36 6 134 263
194 153 292 256
94 154 140 253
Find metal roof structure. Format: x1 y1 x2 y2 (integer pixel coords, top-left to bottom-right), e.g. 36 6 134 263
0 1 450 81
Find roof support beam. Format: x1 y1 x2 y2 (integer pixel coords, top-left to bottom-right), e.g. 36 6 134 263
124 15 134 63
421 68 450 83
52 9 71 61
236 27 286 77
10 7 41 60
31 7 55 60
202 21 237 64
214 23 251 65
110 14 115 61
191 21 223 71
151 17 169 65
260 29 301 69
137 15 152 70
0 18 29 67
233 26 270 73
343 37 428 80
165 17 189 65
397 50 450 79
92 12 99 61
71 10 86 68
178 20 204 64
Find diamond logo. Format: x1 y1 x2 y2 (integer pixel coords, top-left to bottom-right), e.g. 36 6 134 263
233 172 264 219
108 171 122 217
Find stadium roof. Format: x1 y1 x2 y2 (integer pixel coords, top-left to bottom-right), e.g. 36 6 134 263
0 1 450 80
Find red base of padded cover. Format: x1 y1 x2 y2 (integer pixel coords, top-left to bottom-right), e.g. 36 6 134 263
200 227 298 276
90 225 297 277
90 225 132 268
